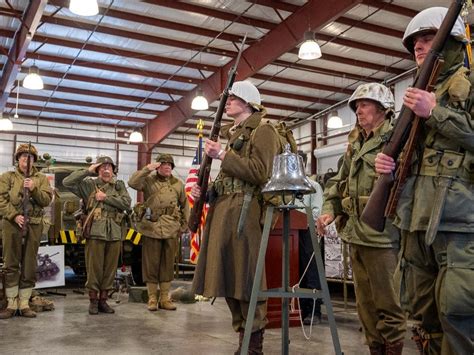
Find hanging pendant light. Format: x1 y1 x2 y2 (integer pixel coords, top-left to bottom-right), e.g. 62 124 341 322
0 113 13 131
69 0 99 16
298 31 322 60
191 89 209 110
129 130 143 143
327 111 343 129
23 65 44 90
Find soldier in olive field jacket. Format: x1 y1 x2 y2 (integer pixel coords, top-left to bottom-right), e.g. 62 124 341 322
375 8 474 355
190 81 281 355
128 153 189 312
317 83 406 355
0 144 52 319
63 156 131 315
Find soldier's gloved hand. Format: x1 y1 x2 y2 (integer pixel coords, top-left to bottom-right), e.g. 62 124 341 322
316 214 334 236
375 153 396 174
190 183 201 199
14 215 25 228
24 178 35 191
95 190 107 201
88 163 102 173
146 162 161 171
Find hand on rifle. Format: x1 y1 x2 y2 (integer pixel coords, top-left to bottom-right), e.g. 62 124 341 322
146 162 161 171
190 183 201 200
205 139 225 160
23 178 35 191
403 87 436 118
316 214 334 236
15 214 25 228
375 153 396 175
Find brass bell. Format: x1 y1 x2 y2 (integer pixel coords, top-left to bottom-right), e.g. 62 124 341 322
262 144 316 195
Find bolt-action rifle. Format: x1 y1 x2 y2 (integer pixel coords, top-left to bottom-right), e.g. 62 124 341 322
21 142 32 237
360 0 466 232
188 35 247 233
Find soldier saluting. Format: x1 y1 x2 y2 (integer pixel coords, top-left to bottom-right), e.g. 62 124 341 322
0 144 52 319
63 156 131 315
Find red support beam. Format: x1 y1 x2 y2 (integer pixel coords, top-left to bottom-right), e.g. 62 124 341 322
146 0 362 146
0 0 47 110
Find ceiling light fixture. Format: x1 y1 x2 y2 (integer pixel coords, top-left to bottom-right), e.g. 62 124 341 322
0 113 13 131
69 0 99 16
23 65 44 90
129 130 143 143
327 111 343 129
191 89 209 110
298 31 322 60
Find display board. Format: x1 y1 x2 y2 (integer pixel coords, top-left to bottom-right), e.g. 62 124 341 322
35 245 65 289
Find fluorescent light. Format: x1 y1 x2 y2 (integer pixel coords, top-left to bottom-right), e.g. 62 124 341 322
327 112 343 128
69 0 99 16
298 31 322 60
129 130 143 143
191 89 209 110
23 66 44 90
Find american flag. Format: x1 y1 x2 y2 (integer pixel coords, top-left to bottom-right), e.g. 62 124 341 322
185 142 208 264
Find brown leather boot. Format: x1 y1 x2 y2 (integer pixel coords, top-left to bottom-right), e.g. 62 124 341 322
368 343 384 355
18 288 36 318
233 329 244 355
88 290 99 315
0 296 18 319
248 329 264 355
98 290 115 313
385 341 403 355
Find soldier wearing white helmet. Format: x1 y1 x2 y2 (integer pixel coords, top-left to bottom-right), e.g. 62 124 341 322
375 6 474 355
190 80 281 353
318 82 406 354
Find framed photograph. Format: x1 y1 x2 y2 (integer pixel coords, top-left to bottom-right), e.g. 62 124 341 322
35 245 65 289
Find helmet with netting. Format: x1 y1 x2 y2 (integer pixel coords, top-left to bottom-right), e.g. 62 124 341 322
15 143 39 162
156 153 175 169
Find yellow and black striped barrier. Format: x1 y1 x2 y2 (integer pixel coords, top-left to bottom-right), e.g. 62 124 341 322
125 228 142 245
58 230 86 244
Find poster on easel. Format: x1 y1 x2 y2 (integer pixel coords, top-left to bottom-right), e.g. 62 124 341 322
324 222 353 280
35 245 65 289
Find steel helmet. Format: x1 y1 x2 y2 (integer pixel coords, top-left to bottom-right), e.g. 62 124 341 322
228 81 261 109
348 83 394 113
15 143 39 162
403 7 467 54
95 155 116 173
156 153 175 169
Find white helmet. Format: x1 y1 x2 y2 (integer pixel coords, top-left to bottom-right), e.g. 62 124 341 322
403 7 467 54
348 83 394 113
228 80 261 108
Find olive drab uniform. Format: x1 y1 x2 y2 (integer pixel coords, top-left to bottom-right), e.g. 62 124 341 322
63 165 131 314
394 43 474 354
322 118 406 351
128 157 189 311
191 110 280 335
0 144 52 319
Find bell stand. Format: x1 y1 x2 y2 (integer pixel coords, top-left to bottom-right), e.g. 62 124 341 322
241 203 343 355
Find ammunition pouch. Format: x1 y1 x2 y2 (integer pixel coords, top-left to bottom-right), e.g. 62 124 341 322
213 177 256 196
141 207 176 222
420 148 473 182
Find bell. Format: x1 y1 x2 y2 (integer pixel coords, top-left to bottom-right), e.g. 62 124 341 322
262 144 316 195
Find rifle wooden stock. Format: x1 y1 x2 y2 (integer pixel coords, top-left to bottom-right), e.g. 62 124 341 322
188 35 247 233
21 142 32 237
360 0 466 231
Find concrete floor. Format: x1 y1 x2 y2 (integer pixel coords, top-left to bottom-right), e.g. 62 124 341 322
0 279 420 355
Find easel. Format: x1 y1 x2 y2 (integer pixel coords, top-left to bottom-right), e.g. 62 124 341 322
241 204 343 355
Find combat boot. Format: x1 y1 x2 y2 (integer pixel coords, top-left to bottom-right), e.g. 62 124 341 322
88 290 99 315
234 329 244 355
146 283 158 311
368 343 384 355
158 282 176 311
248 328 264 355
385 340 404 355
0 286 19 319
98 290 115 313
18 288 36 318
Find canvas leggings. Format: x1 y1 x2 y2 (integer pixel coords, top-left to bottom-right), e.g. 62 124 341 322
399 230 474 355
350 243 407 347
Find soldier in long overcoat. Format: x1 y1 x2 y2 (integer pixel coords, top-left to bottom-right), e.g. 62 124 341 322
128 153 189 312
317 83 406 355
190 81 280 355
63 156 131 315
375 8 474 355
0 144 52 319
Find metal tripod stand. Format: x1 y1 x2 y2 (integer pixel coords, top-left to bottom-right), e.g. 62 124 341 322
241 204 343 355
